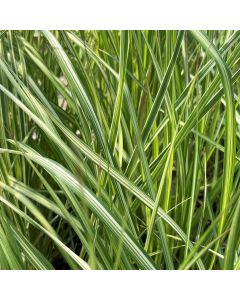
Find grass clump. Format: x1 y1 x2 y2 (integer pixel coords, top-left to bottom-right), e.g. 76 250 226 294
0 30 239 270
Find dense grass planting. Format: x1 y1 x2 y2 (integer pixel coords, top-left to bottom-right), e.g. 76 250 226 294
0 30 239 270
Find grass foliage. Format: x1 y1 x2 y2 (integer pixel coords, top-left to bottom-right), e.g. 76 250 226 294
0 30 239 269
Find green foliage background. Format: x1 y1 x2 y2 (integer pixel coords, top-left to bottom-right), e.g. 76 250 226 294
0 30 239 269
